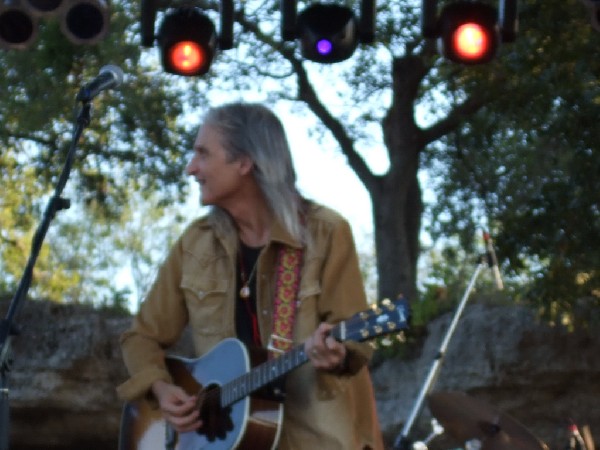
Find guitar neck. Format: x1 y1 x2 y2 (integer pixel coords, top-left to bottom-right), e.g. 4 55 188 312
218 297 410 408
220 343 308 407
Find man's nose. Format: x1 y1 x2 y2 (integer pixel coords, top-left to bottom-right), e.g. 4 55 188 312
185 159 195 175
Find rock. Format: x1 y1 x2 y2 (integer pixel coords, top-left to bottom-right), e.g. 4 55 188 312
1 298 598 449
1 300 130 449
373 303 600 450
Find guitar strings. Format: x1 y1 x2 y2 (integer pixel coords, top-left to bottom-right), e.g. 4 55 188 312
190 302 401 412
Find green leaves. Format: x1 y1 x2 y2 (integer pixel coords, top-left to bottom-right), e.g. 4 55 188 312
424 0 600 325
0 1 197 307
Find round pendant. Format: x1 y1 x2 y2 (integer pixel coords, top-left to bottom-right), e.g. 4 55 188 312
240 285 250 298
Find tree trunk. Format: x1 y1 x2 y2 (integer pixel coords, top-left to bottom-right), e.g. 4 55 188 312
370 56 427 302
295 53 430 304
372 172 422 302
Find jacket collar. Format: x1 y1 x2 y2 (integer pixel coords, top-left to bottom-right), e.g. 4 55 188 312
269 219 303 249
199 211 303 257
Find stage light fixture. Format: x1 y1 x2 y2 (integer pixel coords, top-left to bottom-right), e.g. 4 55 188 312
498 0 518 42
422 0 517 65
281 0 297 41
218 0 234 50
157 7 217 76
0 0 39 49
141 0 233 76
0 0 109 49
140 0 157 46
594 8 600 31
59 0 110 45
582 0 600 32
282 0 376 64
25 0 66 16
297 4 357 63
438 2 499 64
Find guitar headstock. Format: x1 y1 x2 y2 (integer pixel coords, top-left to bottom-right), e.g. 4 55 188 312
336 296 411 343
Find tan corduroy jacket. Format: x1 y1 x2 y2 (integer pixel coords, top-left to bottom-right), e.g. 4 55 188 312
117 202 384 450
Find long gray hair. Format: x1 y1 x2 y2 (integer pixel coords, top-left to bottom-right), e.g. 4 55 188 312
202 102 305 242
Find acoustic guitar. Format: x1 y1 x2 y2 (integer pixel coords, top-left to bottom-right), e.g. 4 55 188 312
119 297 410 450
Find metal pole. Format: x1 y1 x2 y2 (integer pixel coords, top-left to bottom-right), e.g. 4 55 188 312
393 261 486 450
0 101 92 450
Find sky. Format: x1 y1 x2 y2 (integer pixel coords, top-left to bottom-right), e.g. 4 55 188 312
273 105 380 249
267 104 430 251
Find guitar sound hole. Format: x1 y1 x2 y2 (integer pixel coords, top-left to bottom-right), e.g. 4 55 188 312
197 383 234 441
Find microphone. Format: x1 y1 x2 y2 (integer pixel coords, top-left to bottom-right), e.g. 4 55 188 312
483 231 504 290
76 65 124 102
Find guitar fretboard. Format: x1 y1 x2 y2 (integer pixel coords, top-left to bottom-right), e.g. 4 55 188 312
217 297 409 408
220 344 308 407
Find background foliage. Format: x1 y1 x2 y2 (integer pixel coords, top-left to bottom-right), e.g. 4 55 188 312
0 0 598 329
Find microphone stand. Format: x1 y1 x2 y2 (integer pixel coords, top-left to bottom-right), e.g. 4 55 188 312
393 257 488 450
0 100 93 450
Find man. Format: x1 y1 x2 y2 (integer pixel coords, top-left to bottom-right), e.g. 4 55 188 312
117 102 384 449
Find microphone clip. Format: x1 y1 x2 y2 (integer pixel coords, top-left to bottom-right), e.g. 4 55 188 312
76 65 124 103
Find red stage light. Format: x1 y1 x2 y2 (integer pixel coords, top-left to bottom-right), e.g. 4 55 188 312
452 22 490 61
438 1 499 65
157 7 216 76
168 41 206 76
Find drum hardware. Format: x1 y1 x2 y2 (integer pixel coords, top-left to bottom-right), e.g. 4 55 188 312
411 418 445 450
427 391 548 450
392 259 488 450
390 236 548 450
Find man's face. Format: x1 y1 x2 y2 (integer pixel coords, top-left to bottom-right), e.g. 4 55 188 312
186 125 249 208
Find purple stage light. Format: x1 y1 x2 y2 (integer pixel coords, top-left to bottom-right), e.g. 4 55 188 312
316 38 333 55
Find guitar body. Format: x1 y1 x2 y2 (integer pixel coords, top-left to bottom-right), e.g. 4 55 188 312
119 338 283 450
119 297 411 450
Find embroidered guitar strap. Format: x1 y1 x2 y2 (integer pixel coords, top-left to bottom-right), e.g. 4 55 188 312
268 245 303 358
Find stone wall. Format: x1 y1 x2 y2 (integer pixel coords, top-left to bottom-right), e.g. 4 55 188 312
1 298 598 449
372 303 600 450
1 301 130 449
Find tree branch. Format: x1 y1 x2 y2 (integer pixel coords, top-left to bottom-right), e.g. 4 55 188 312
420 93 487 147
236 10 378 191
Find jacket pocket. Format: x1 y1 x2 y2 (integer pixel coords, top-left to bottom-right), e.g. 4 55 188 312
294 280 322 340
298 252 323 302
180 273 229 335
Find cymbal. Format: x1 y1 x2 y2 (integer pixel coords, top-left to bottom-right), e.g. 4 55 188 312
427 391 548 450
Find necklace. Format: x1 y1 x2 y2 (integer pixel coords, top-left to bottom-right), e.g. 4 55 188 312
239 247 260 299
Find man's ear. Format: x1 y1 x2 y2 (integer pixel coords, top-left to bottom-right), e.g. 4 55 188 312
238 155 254 175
